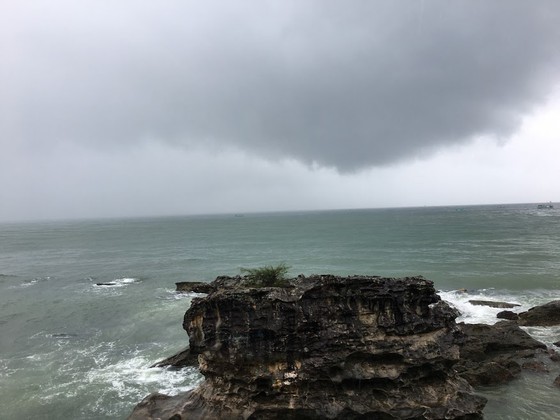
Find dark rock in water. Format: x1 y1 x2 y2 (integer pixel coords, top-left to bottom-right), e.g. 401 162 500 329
129 275 486 419
522 361 549 373
496 310 519 320
455 321 547 386
468 300 520 309
95 282 117 286
518 300 560 326
548 349 560 362
554 341 560 348
175 281 215 294
554 375 560 387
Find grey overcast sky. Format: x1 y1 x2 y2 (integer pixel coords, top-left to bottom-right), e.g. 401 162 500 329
1 1 560 222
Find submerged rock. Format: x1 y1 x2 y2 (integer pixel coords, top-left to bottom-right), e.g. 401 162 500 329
129 275 486 419
468 300 520 309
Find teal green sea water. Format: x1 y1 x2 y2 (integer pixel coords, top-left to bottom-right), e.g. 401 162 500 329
1 204 560 419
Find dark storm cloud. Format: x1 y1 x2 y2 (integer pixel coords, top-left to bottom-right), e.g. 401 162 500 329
2 0 560 171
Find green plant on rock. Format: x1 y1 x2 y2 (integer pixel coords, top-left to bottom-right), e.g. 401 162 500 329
240 263 291 287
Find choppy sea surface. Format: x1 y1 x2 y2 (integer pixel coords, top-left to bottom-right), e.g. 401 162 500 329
1 203 559 419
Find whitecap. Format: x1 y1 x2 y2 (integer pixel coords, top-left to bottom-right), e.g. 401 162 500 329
93 277 139 288
18 276 53 288
158 288 206 301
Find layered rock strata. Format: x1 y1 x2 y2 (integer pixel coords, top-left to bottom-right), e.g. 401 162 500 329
130 275 486 419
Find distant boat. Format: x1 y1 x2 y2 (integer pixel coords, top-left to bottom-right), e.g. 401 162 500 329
537 204 554 209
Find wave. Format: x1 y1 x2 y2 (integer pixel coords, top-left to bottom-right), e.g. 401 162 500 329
16 276 53 288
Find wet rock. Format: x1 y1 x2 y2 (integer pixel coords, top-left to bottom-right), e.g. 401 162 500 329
522 360 549 373
496 310 519 320
129 275 486 419
150 347 198 369
554 375 560 387
95 282 117 286
548 349 560 362
518 300 560 326
455 321 547 386
175 281 215 294
468 300 520 309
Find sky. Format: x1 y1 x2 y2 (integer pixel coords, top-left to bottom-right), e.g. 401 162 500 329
1 0 560 222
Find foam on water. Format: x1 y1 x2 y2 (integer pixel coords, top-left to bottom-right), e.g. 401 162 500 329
159 288 208 301
1 333 203 419
440 289 525 325
86 355 201 397
92 277 139 287
15 276 53 288
441 288 560 347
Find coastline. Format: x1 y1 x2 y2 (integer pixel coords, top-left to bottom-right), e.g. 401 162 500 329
129 275 560 419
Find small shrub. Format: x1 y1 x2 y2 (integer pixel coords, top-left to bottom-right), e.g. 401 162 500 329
240 263 291 287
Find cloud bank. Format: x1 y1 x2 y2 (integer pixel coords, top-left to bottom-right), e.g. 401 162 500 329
2 0 560 171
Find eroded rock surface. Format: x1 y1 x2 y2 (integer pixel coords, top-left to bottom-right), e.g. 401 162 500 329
130 275 486 419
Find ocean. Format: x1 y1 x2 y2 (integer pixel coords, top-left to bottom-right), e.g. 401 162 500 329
1 203 559 419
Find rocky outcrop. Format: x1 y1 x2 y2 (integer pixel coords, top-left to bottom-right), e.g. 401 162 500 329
517 300 560 326
175 281 215 294
496 310 519 321
468 300 520 309
454 321 547 386
130 275 486 419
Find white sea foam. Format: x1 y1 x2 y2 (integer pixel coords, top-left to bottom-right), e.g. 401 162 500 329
85 354 202 398
520 326 560 348
24 340 202 419
91 277 140 291
16 276 53 288
160 288 207 301
440 289 560 348
440 289 526 325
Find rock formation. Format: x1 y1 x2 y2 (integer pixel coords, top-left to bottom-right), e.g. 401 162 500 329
454 321 547 386
468 300 520 309
517 300 560 326
129 275 486 419
175 281 216 294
